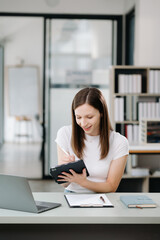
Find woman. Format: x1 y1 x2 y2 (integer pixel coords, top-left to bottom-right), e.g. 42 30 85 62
55 87 129 193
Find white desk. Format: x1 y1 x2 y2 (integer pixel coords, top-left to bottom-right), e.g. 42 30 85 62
0 192 160 240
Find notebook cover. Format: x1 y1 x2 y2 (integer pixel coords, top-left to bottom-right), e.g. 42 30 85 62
120 195 157 208
50 159 89 184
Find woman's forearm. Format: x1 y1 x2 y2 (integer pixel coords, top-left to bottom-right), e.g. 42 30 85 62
80 178 116 193
81 156 127 193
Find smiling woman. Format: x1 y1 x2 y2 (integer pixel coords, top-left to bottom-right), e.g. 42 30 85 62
55 87 129 193
75 104 101 136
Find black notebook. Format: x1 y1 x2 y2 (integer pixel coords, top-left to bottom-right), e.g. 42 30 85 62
50 159 89 184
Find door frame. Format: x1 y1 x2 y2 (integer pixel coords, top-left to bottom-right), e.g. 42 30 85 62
0 45 4 146
125 8 135 65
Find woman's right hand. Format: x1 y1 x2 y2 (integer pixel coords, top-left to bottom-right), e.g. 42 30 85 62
63 154 75 164
57 146 75 187
57 145 75 165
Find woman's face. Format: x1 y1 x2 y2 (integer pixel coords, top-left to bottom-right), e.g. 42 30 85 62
74 103 101 136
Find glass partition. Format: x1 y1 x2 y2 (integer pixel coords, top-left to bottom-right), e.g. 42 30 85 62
45 18 118 175
0 17 43 178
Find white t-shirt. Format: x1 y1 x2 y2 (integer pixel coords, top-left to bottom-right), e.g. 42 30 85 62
55 125 129 193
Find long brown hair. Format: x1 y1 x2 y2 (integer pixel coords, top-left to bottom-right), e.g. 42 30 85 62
71 87 113 159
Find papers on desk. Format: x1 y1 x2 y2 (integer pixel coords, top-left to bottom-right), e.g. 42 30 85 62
64 194 114 208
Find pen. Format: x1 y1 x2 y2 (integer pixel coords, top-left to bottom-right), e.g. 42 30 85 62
100 196 106 204
136 205 143 209
61 147 70 156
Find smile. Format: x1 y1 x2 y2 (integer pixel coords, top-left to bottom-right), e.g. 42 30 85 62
83 126 92 131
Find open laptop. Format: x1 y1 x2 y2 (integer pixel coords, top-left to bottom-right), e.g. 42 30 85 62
0 174 61 213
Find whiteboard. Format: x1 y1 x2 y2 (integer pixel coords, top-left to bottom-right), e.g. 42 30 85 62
8 66 40 117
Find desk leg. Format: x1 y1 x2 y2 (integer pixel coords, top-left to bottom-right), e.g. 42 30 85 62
142 176 149 192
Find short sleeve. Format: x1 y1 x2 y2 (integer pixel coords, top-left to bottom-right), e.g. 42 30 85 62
55 125 71 152
111 132 129 160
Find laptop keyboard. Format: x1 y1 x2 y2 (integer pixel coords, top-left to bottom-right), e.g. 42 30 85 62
35 200 61 212
36 205 48 211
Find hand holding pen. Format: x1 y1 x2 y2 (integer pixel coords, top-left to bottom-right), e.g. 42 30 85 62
57 147 75 186
61 147 75 163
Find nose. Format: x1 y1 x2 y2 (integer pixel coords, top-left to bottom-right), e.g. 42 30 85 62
81 118 87 127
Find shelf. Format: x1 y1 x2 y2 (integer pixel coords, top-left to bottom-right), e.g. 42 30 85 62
130 150 160 154
114 93 160 96
150 175 160 178
115 121 139 124
123 174 160 179
123 174 149 179
111 65 160 192
111 65 160 149
129 144 160 154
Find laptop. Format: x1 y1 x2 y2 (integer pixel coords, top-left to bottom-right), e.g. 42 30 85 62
0 174 61 213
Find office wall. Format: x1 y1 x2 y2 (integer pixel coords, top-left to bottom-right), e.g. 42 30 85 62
134 0 160 65
1 0 160 67
0 0 127 14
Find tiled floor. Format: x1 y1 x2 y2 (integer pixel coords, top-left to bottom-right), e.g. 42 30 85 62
29 180 64 192
0 142 42 178
0 142 64 192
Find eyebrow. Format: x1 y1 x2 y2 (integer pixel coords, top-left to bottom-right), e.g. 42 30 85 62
75 114 93 117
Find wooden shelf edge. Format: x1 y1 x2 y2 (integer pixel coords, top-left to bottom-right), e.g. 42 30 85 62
123 174 160 179
123 174 149 179
129 150 160 154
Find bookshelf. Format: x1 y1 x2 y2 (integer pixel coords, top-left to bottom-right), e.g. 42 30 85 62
140 119 160 143
110 66 160 192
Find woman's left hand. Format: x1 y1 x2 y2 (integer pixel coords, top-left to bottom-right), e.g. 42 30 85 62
57 168 87 185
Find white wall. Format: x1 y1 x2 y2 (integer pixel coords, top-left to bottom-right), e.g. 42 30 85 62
134 0 160 65
2 0 160 67
0 0 127 14
123 0 136 13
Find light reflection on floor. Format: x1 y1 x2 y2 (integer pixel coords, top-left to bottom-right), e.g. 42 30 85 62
0 142 63 192
0 142 42 178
